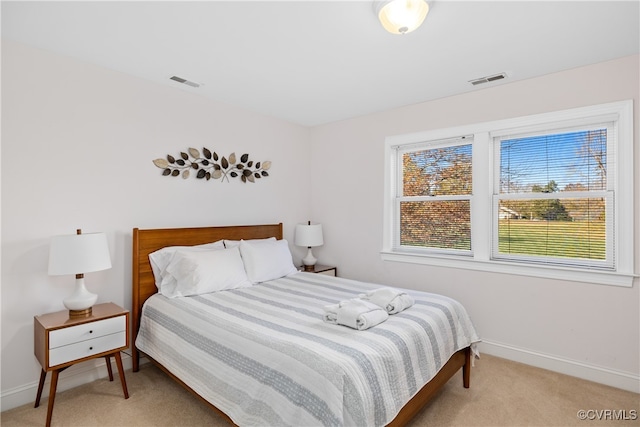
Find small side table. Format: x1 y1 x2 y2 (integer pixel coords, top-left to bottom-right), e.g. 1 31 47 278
33 302 130 427
301 264 337 276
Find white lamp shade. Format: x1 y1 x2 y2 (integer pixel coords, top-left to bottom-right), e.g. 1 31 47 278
48 232 112 276
377 0 430 35
294 223 324 248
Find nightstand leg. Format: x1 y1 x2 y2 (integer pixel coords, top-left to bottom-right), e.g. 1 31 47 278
45 370 60 427
34 369 46 408
114 351 129 399
104 355 114 381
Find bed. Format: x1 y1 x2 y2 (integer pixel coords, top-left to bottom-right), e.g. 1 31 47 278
131 223 479 426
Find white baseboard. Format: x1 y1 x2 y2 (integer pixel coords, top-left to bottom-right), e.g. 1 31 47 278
1 352 135 412
478 340 640 393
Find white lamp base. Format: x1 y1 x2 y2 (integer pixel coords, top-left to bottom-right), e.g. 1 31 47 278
302 247 318 271
64 277 98 317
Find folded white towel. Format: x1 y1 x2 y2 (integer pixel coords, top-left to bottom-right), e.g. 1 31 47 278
323 299 388 330
359 287 415 314
323 303 340 324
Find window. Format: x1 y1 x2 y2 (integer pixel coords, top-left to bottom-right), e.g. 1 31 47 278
494 126 613 269
398 138 473 254
382 101 635 287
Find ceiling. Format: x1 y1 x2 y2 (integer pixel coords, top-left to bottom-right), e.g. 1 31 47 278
2 1 639 127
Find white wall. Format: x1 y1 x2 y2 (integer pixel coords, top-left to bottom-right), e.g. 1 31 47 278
309 55 640 392
2 39 638 412
1 40 312 409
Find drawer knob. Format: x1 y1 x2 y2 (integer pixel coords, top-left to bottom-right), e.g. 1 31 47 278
89 330 93 334
89 346 93 350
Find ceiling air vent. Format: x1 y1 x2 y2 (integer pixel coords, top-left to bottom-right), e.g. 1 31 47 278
469 72 507 86
170 75 200 88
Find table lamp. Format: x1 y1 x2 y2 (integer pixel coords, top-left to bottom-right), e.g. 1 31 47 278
294 221 324 271
48 229 112 317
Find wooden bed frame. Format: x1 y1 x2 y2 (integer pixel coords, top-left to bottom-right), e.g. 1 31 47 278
131 223 471 427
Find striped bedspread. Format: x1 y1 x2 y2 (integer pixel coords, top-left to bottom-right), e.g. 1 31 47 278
136 272 480 427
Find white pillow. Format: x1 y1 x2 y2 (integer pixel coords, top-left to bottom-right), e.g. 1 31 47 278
162 247 251 298
239 239 298 283
149 240 225 288
224 237 276 248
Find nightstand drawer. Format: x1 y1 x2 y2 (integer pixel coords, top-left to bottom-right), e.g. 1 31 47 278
49 316 126 349
299 264 337 276
317 269 336 276
49 331 126 367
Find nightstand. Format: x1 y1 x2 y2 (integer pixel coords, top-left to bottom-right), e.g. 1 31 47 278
301 264 337 276
33 302 129 427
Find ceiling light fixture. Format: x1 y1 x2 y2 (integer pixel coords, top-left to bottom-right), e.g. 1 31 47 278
375 0 430 35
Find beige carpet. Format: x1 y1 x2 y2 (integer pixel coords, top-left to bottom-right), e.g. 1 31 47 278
2 354 638 427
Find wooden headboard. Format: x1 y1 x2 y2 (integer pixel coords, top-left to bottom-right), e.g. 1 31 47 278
131 223 283 371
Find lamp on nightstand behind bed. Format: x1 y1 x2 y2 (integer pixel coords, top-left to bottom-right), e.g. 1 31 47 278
295 221 324 271
48 229 112 318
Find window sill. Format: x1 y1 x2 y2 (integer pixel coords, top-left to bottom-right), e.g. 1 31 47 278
380 251 637 287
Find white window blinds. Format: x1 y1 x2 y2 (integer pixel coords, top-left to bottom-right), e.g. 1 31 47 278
396 138 473 253
493 125 614 269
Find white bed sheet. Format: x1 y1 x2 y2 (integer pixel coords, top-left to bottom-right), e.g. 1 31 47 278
136 272 480 427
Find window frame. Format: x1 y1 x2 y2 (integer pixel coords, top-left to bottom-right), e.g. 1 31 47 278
491 122 615 270
395 137 474 256
382 100 635 287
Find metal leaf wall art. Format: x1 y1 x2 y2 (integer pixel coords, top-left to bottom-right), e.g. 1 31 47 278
153 147 271 183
